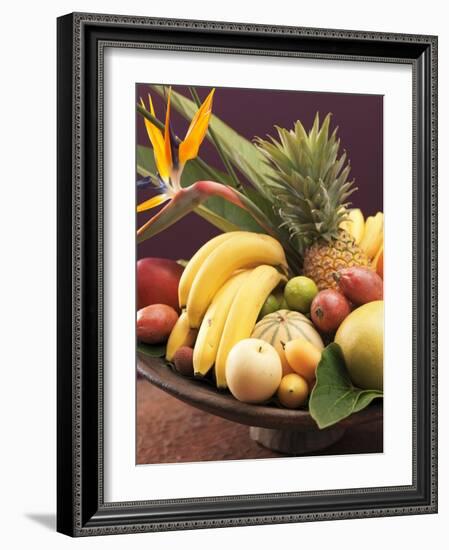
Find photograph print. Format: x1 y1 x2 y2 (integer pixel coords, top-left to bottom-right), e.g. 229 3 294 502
135 84 384 465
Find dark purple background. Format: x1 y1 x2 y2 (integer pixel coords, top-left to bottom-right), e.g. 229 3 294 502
137 85 383 261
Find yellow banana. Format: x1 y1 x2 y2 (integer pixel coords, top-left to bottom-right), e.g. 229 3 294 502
340 208 365 245
178 231 246 308
215 265 283 388
193 270 251 376
374 212 384 258
186 233 287 328
373 244 383 272
360 212 383 259
165 311 198 362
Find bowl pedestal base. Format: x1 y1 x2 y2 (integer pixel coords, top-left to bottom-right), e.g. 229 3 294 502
250 425 346 455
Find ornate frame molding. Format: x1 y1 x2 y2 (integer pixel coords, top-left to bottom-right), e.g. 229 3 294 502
57 12 437 536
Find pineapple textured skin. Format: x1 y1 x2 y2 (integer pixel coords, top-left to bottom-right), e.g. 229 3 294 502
303 230 371 290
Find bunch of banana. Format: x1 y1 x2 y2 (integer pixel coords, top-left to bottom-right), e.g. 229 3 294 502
181 231 288 328
359 211 383 261
341 208 384 263
169 231 288 388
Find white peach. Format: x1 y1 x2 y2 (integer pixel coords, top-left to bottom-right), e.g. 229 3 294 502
225 338 282 404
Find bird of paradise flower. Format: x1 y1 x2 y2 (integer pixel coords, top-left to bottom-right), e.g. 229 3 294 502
136 87 280 240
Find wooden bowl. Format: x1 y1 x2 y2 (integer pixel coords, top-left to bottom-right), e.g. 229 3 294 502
137 354 383 455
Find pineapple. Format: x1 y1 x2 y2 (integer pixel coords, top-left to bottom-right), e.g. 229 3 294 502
256 113 370 290
303 230 370 290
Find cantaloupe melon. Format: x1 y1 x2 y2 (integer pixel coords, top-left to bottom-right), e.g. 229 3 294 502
251 310 324 375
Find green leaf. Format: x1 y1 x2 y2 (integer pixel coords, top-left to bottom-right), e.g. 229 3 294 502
195 205 244 233
136 145 155 177
137 342 166 358
309 343 383 429
202 195 263 233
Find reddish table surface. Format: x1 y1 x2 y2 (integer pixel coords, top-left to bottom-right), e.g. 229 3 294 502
137 378 383 465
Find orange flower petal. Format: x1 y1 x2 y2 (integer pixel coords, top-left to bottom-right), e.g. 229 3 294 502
136 193 170 213
164 88 173 172
140 95 171 182
179 88 215 165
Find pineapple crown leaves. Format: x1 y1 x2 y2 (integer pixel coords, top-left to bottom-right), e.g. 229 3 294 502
254 112 357 255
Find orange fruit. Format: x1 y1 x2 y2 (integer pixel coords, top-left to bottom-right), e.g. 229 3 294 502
284 338 322 384
277 373 309 408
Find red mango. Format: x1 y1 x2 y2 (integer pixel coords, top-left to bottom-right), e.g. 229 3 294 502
311 289 351 333
137 258 183 311
137 304 178 344
334 267 383 305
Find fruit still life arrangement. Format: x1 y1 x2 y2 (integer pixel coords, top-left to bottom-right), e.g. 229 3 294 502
136 86 384 431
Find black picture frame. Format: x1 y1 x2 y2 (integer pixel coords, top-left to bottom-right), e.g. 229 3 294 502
57 12 438 536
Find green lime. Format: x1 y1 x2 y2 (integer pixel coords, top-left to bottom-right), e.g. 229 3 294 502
284 276 318 313
278 296 289 310
273 290 289 311
258 294 280 320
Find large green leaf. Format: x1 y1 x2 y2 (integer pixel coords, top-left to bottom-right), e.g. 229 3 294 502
194 205 242 233
309 343 383 429
136 145 264 234
202 195 263 233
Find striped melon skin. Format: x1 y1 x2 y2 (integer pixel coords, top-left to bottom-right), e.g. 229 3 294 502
252 310 324 375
